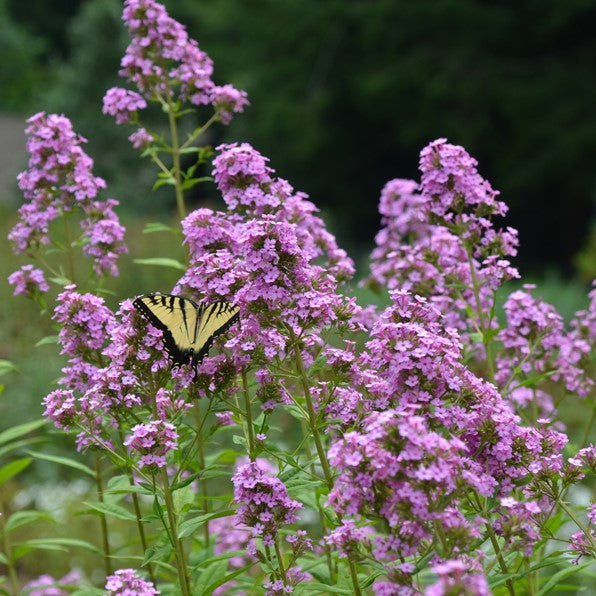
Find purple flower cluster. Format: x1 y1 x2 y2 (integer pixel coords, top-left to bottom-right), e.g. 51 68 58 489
43 288 190 456
172 143 357 393
424 558 489 596
23 571 81 596
104 0 247 129
7 264 49 298
105 569 159 595
366 139 519 335
124 419 178 469
232 461 302 553
497 285 593 398
8 112 126 277
324 290 575 590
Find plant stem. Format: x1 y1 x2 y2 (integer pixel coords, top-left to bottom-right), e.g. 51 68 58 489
193 404 210 547
63 215 76 284
578 399 596 448
0 500 19 595
293 342 361 595
274 536 288 583
160 468 191 596
167 103 186 220
241 370 256 459
94 453 112 576
118 430 155 583
473 493 515 596
466 249 495 383
292 344 333 487
301 420 336 583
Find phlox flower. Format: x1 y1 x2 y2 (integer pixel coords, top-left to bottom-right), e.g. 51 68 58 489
425 558 490 596
8 112 126 277
105 568 159 595
124 419 178 469
111 0 247 125
8 264 49 297
23 570 82 595
232 461 302 552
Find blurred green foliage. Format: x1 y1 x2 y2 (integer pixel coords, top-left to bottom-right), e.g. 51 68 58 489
2 0 595 274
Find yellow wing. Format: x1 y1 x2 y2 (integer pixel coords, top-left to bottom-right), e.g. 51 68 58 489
133 293 239 369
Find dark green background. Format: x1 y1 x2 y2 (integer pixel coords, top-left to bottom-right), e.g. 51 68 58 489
2 0 595 275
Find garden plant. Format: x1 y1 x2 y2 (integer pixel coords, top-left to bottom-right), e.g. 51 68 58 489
1 0 595 594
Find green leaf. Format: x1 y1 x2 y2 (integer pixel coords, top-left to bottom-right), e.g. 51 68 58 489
27 451 94 477
0 360 17 378
299 583 352 594
133 258 186 270
35 335 59 347
171 471 203 492
5 510 55 533
178 509 235 539
0 457 32 486
143 222 179 235
0 436 45 459
283 404 309 422
193 560 228 595
71 588 106 596
515 370 557 389
0 419 46 446
538 560 593 595
48 275 72 286
190 550 248 571
204 563 255 594
142 543 174 566
13 537 102 559
152 177 176 191
180 176 211 191
83 501 138 521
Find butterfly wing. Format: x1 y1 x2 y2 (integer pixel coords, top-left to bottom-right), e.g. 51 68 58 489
133 293 240 369
191 302 240 366
133 293 202 368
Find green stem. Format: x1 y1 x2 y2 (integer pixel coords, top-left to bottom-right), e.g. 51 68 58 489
118 429 155 583
63 215 76 284
94 453 112 576
0 499 19 595
300 419 336 583
293 342 361 595
167 104 186 220
160 468 191 596
179 112 219 150
473 493 515 596
274 536 288 583
193 405 210 547
241 370 256 459
558 499 596 550
466 249 495 383
292 344 333 487
579 399 596 449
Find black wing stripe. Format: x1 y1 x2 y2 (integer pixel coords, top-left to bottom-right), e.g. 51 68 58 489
133 293 239 371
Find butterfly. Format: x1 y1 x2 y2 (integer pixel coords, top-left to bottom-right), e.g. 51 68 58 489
133 293 240 372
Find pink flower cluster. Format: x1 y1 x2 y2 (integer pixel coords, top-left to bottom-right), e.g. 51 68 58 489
124 419 178 469
173 142 357 394
105 569 159 595
324 290 573 591
7 264 49 297
23 571 82 596
8 112 126 277
104 0 247 129
43 288 191 455
232 461 302 554
366 139 519 335
497 285 593 397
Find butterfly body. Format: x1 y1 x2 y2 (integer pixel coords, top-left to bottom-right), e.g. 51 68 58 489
133 293 240 370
